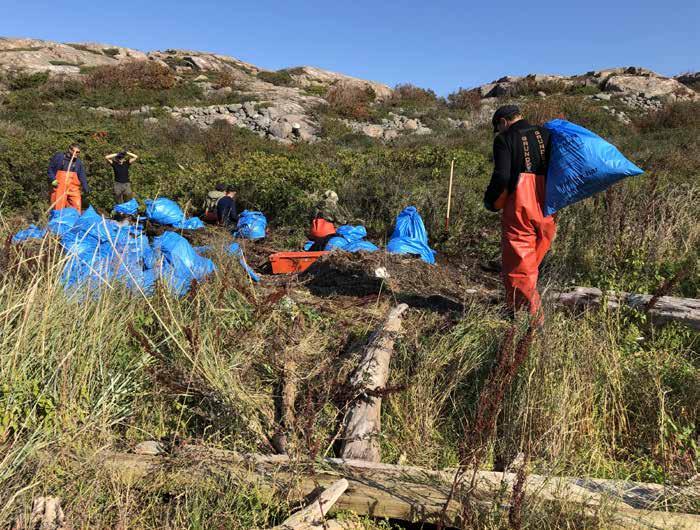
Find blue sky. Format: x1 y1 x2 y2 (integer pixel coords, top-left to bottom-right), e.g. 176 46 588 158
1 0 698 95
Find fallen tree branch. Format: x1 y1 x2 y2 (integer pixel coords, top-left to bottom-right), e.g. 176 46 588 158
341 303 409 462
101 445 700 529
269 478 348 529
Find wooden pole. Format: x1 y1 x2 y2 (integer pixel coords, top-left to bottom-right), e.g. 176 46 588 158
445 159 455 231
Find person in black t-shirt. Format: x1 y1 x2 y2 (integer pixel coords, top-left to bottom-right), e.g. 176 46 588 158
105 150 139 203
216 187 238 228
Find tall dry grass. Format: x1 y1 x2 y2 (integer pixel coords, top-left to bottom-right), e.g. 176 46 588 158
0 217 697 527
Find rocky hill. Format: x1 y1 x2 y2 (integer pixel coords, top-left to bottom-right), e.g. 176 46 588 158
0 36 697 143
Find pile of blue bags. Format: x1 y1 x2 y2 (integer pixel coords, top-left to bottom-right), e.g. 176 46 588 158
387 206 436 264
325 225 378 253
145 197 205 230
235 210 267 240
544 119 644 216
13 206 216 297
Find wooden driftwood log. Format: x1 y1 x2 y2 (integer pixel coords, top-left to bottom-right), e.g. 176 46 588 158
341 303 409 462
102 445 700 529
551 287 700 330
269 478 350 530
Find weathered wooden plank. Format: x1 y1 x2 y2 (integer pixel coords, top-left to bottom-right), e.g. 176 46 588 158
552 287 700 330
101 446 700 529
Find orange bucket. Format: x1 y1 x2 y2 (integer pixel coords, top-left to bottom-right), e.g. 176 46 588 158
270 251 329 274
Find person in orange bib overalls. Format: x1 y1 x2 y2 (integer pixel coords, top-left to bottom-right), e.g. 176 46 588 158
483 106 556 324
48 143 90 212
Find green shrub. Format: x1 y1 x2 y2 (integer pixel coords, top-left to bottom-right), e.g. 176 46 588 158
256 70 294 87
102 48 120 57
66 43 104 56
387 83 439 109
303 84 328 97
48 60 81 67
8 71 49 91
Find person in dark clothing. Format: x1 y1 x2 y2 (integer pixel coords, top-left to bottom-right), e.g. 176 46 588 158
483 105 556 322
48 144 90 211
216 187 238 227
484 106 551 211
106 150 139 203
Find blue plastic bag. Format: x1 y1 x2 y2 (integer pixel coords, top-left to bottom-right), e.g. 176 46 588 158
47 208 80 236
344 240 379 253
387 207 436 264
324 224 378 253
12 225 47 243
235 211 267 240
544 119 644 216
173 217 205 230
146 197 204 229
146 198 185 225
226 242 260 282
336 225 367 241
114 198 139 216
154 231 216 296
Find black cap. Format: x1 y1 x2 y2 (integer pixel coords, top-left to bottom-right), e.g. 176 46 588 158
492 105 521 132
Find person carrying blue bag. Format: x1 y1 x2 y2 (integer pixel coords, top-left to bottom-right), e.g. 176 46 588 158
483 105 556 324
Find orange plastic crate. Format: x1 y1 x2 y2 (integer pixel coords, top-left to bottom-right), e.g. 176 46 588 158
269 251 329 274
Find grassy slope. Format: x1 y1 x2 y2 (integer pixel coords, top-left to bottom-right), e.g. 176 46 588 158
0 72 698 528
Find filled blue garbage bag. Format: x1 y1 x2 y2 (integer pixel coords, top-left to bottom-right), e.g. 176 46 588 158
387 207 436 264
113 255 157 295
226 242 260 282
47 208 80 236
174 217 205 230
145 197 204 230
544 119 644 216
121 233 155 270
12 225 47 243
344 240 380 252
146 198 185 225
114 198 139 216
153 231 216 296
325 225 378 253
234 211 267 240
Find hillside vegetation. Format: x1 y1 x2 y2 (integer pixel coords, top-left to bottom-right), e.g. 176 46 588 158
0 46 698 529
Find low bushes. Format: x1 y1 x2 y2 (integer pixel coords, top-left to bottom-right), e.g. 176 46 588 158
387 83 439 109
256 70 295 87
324 82 376 120
446 87 481 111
85 61 176 91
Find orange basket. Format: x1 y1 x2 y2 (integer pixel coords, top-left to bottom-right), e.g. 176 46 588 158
269 251 329 274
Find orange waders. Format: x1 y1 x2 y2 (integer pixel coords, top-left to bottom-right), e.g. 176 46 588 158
50 170 82 212
501 173 556 320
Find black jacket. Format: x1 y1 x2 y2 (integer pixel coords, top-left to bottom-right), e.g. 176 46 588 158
217 196 238 226
483 120 550 211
